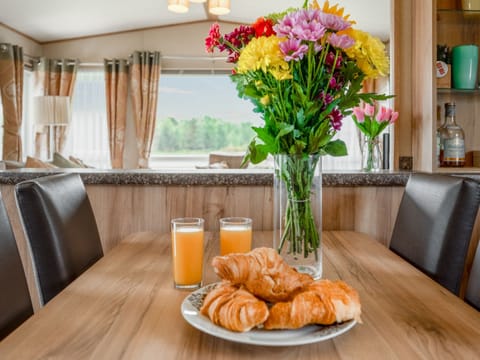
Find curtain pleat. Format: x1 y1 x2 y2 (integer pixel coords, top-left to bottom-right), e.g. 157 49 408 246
0 43 24 161
104 59 128 169
33 58 78 159
130 51 161 169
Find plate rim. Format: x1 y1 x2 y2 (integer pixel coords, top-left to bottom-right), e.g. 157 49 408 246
180 282 357 347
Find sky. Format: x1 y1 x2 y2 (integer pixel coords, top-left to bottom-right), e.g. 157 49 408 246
157 74 262 125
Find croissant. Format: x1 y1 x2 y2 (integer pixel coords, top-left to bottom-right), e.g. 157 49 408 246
263 279 362 330
211 247 313 303
200 282 269 332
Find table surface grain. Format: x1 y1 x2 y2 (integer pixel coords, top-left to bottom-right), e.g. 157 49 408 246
1 231 479 359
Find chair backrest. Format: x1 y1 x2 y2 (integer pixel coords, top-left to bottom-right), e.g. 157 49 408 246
466 243 480 310
390 173 480 295
0 191 33 340
15 173 103 305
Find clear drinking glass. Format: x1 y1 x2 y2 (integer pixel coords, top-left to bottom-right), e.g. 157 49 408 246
171 217 204 290
219 217 252 255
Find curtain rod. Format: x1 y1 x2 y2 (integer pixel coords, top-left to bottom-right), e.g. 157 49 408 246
25 53 228 67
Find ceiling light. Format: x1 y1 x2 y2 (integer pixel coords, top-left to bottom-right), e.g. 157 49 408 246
168 0 189 13
190 0 206 2
209 0 230 15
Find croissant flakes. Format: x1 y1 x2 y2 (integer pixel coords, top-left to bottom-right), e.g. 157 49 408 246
264 279 362 330
200 281 269 332
211 247 313 302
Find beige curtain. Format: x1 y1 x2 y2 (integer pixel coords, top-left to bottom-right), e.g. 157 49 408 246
104 59 128 169
0 43 24 161
130 51 161 169
33 57 78 158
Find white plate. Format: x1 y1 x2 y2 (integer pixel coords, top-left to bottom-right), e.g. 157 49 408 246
181 283 357 347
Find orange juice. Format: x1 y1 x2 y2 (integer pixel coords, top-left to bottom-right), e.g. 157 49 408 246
172 227 204 288
220 226 252 255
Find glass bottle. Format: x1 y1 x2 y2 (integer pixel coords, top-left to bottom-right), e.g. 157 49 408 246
436 105 446 167
441 102 465 167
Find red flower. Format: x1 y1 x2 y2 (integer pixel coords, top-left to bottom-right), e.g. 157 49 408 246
252 17 275 37
205 23 221 53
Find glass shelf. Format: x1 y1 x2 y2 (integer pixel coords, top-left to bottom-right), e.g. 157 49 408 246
437 88 480 94
437 9 480 14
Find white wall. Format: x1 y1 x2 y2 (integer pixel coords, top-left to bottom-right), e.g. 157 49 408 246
0 24 42 57
41 21 239 70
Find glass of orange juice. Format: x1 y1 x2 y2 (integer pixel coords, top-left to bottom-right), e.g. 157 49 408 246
171 217 204 290
219 217 252 255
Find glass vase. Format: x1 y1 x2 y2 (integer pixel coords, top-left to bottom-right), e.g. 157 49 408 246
273 154 322 279
362 136 382 172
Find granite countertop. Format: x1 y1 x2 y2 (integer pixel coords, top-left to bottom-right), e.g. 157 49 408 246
0 168 414 186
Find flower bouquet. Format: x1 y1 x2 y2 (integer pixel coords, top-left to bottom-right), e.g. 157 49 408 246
206 0 391 275
352 102 398 171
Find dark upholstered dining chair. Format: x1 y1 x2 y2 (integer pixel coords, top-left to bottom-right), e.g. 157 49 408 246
0 191 33 340
15 173 104 306
389 173 480 295
466 243 480 310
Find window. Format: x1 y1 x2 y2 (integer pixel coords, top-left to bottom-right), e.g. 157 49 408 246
152 72 261 168
12 67 372 171
153 72 364 170
63 68 110 168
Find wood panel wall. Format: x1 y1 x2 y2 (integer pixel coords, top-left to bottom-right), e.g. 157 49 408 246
0 184 404 310
3 183 478 310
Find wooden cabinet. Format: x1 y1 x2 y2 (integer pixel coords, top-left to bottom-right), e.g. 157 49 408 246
412 0 480 172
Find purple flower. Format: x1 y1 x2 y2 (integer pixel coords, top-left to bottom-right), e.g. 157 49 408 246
292 22 327 42
274 9 326 42
317 12 351 32
329 108 343 131
273 13 296 37
325 52 343 68
328 33 355 49
318 91 334 106
279 39 309 61
329 77 337 89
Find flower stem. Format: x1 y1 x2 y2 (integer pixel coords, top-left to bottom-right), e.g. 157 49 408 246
277 154 320 258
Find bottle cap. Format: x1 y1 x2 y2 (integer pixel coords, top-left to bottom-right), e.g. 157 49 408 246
445 102 456 117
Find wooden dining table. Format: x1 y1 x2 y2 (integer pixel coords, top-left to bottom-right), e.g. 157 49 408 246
1 231 480 359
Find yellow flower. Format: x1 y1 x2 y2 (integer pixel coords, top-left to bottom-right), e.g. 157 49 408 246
260 95 270 105
237 36 291 80
343 29 389 79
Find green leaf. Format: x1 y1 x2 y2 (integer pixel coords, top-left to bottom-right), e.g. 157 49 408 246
276 123 295 138
252 126 275 145
247 143 271 164
323 139 348 157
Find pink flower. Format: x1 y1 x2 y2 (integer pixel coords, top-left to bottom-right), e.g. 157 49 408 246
317 12 351 32
390 111 399 123
376 106 391 122
205 23 221 53
328 33 355 50
280 38 309 61
353 107 365 122
364 103 375 117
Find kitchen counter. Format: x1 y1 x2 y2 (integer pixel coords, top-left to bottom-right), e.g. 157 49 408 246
0 168 413 186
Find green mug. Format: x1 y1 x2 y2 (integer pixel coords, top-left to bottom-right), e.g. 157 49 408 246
452 44 479 89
